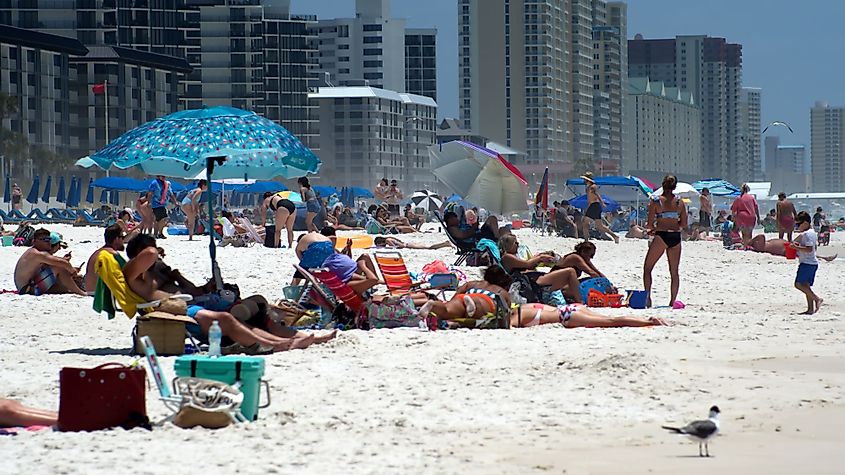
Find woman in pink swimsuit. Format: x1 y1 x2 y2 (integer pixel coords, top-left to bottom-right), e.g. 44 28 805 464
730 184 760 247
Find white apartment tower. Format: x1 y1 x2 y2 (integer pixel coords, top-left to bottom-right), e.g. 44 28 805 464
458 0 625 185
740 87 762 181
592 1 627 174
316 0 407 92
810 102 845 192
629 34 743 182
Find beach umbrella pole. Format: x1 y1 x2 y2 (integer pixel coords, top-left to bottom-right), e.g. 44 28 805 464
207 156 226 291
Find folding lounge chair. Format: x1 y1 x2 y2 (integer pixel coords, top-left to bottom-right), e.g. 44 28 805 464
9 209 27 221
433 211 488 266
46 208 74 223
139 336 248 427
374 251 459 297
0 210 18 224
76 209 104 226
238 217 265 246
26 209 53 223
294 263 365 315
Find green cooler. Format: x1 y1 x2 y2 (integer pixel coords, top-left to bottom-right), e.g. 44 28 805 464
173 355 269 421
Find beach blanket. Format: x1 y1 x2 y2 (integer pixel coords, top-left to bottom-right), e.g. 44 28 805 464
93 251 145 319
475 238 500 263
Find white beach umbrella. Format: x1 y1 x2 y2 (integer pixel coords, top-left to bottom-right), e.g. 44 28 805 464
411 190 442 212
653 182 699 196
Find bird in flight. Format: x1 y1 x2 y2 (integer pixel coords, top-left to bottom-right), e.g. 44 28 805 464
662 405 721 457
761 121 794 134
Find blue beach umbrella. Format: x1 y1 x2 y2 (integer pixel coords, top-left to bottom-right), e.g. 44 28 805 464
237 181 287 194
3 175 10 203
99 189 109 203
26 176 40 204
313 185 337 197
110 190 120 205
56 176 67 203
84 106 320 180
82 106 321 290
86 177 95 203
41 176 52 203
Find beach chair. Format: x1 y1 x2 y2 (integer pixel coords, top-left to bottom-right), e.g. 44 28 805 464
46 208 73 223
238 217 265 246
139 336 248 427
0 210 17 224
75 209 104 226
374 251 422 295
26 209 52 223
292 263 340 312
9 209 27 221
433 211 489 266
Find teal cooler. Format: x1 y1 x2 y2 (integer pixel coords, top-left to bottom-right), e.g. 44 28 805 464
174 355 268 421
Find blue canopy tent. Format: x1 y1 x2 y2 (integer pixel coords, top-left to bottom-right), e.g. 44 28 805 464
85 178 95 203
692 179 740 197
568 194 621 213
234 181 286 194
565 175 651 223
26 176 40 205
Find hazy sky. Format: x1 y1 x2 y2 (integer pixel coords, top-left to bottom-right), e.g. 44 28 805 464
292 0 845 148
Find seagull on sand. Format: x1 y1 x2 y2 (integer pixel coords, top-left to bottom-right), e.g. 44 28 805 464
662 406 721 457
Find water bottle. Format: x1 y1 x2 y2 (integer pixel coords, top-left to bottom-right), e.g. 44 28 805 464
208 321 222 357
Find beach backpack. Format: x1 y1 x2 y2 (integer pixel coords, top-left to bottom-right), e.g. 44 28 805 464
13 224 35 246
359 296 422 330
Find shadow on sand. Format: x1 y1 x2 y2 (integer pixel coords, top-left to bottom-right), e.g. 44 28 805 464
50 347 131 356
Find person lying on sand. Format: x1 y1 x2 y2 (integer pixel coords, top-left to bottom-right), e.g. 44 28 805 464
14 228 86 296
749 234 837 261
0 398 57 428
375 207 416 233
418 266 512 321
373 236 452 250
123 234 335 352
511 303 668 328
626 222 648 239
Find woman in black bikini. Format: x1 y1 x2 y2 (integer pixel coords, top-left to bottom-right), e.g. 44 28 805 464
260 191 297 248
643 175 687 308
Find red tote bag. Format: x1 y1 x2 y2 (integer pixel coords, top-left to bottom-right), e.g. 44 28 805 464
58 363 148 432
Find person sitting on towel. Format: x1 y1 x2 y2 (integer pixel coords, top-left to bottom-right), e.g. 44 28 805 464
14 228 86 296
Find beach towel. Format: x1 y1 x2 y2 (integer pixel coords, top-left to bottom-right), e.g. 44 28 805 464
475 238 500 263
93 251 145 319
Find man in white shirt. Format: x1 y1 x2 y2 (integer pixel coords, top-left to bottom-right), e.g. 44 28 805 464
791 211 822 314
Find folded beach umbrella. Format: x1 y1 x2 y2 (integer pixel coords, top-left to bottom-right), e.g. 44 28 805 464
56 176 66 203
26 175 40 204
110 190 120 206
430 141 528 215
85 177 95 203
99 189 109 203
411 190 443 212
67 177 81 207
3 175 10 203
41 176 52 204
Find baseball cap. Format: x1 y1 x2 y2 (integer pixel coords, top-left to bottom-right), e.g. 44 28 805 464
50 232 68 248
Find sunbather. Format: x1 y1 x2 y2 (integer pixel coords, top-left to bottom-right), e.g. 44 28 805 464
0 398 57 428
14 228 86 296
443 210 506 244
375 207 416 233
557 241 608 280
511 303 668 328
418 266 512 320
373 236 452 250
123 234 334 352
626 222 647 239
498 234 582 303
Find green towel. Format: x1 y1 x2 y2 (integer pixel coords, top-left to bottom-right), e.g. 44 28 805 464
92 253 127 320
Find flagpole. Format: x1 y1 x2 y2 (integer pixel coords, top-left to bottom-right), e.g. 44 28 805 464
104 80 110 177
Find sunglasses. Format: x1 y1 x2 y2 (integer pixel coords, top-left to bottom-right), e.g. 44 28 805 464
37 237 52 242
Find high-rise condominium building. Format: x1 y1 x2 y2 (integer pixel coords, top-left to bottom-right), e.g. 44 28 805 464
260 7 319 149
592 1 626 174
740 87 762 181
629 34 743 182
0 25 189 163
625 78 700 181
458 0 625 185
764 135 810 194
309 86 437 191
810 101 845 192
316 0 407 92
404 28 437 100
3 0 318 131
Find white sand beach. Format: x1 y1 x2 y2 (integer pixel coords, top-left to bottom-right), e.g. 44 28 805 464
1 224 843 474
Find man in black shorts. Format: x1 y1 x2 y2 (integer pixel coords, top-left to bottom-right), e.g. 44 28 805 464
146 175 177 239
443 211 505 245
